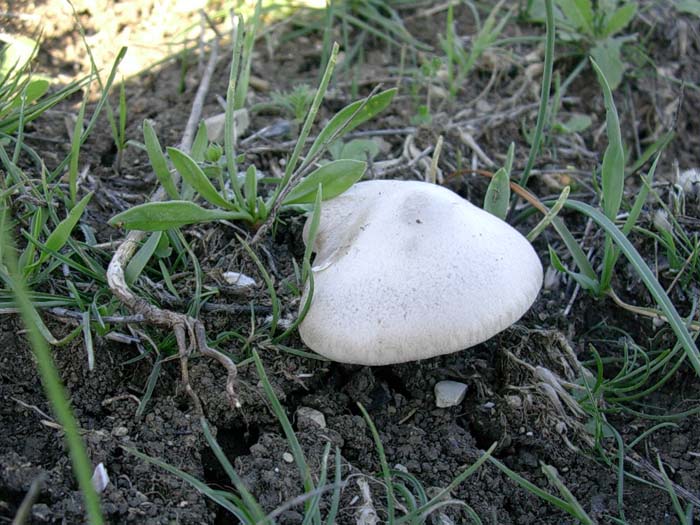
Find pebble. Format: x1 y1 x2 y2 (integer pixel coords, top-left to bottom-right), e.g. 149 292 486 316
296 406 326 428
222 271 257 289
434 380 468 408
91 463 110 494
112 426 128 437
282 452 294 463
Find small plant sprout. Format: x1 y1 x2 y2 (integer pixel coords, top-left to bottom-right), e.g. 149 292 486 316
298 180 543 365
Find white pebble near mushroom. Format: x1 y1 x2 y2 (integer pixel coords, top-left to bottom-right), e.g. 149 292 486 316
298 180 543 365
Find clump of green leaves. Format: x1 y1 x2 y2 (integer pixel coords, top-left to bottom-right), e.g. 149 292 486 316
110 43 396 232
524 0 638 89
546 58 700 380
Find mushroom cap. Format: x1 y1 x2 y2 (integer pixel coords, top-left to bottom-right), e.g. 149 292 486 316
299 180 543 365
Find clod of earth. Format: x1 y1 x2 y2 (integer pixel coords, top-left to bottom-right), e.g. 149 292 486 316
298 180 543 365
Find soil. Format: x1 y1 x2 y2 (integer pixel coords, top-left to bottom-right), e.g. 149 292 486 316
2 1 700 524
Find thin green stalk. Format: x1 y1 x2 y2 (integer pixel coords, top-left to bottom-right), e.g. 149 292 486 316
1 212 103 523
357 402 394 521
519 0 555 187
252 351 319 522
267 42 339 207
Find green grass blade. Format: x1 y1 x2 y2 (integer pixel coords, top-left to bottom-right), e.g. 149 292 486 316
302 87 396 174
252 350 318 520
135 355 161 418
239 238 279 333
244 165 258 214
235 0 261 110
269 42 339 207
489 457 575 516
541 464 595 524
68 94 88 205
122 446 250 521
592 56 625 221
200 417 266 522
50 48 127 180
528 186 570 242
357 402 395 521
397 443 496 524
32 191 92 269
125 231 162 285
325 446 342 525
519 0 555 187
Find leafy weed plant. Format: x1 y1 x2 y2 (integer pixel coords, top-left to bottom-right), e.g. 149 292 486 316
109 41 396 231
523 0 638 89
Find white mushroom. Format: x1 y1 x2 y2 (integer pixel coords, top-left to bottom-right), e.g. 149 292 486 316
299 180 543 365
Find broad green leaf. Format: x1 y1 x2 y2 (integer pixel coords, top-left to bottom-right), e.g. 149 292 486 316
283 159 366 206
591 57 625 220
109 201 252 231
484 168 510 220
340 139 380 162
19 205 45 273
602 3 637 37
302 88 396 172
143 120 178 199
590 38 624 90
556 0 594 34
522 0 564 23
37 192 93 267
554 114 592 134
9 79 49 108
167 147 234 210
125 231 162 285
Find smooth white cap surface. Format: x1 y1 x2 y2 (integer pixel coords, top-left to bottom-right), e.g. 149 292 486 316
299 180 543 365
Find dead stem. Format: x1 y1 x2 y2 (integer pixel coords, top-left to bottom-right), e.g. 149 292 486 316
106 35 240 412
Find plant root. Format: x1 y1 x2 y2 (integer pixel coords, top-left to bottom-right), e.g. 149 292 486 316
106 31 240 414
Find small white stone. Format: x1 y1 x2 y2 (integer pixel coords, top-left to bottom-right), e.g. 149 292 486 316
204 109 249 143
434 380 468 408
282 452 294 463
222 271 257 289
112 426 128 437
91 463 110 494
295 407 326 428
